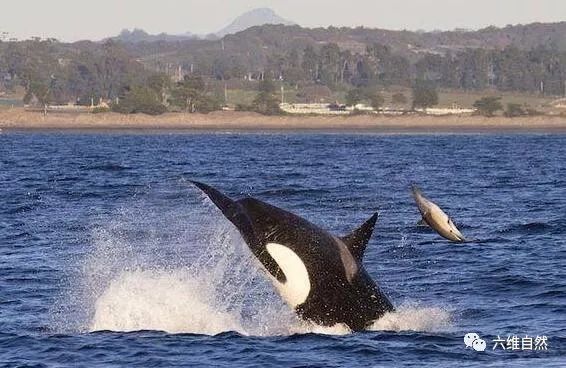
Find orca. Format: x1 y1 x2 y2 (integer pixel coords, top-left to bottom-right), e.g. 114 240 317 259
411 184 466 242
191 181 394 331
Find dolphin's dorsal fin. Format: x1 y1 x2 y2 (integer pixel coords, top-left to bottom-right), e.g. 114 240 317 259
341 213 378 261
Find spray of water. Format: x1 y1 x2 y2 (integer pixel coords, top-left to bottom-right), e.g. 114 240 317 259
369 304 452 332
58 184 451 336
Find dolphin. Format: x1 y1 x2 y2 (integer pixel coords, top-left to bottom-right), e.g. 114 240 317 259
411 184 466 242
191 181 394 331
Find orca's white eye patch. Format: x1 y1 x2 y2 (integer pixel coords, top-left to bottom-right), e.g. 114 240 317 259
266 243 311 307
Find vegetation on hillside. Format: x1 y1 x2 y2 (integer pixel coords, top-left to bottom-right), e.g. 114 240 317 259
1 22 566 115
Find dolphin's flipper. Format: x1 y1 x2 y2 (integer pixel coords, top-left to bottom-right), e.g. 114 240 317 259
191 181 285 282
417 218 430 227
340 213 378 261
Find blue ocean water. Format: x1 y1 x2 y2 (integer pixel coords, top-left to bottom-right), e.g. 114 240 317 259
0 132 564 367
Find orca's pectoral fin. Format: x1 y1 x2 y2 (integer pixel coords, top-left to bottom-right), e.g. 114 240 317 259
191 180 242 221
191 180 260 245
341 212 378 261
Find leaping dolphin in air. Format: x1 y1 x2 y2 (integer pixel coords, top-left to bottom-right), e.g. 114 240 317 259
191 181 395 331
411 185 467 242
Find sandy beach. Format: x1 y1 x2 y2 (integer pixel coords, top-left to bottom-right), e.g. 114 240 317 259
2 108 566 132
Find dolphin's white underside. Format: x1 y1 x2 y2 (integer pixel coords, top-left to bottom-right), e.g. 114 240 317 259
428 202 465 239
265 243 311 308
415 192 465 241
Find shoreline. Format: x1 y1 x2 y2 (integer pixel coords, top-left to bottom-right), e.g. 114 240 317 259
2 108 566 133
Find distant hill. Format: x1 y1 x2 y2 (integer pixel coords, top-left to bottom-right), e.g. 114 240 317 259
112 21 566 53
216 8 295 37
112 29 197 43
221 21 566 60
110 8 295 42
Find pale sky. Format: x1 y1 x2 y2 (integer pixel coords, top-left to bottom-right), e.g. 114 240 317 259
1 0 565 42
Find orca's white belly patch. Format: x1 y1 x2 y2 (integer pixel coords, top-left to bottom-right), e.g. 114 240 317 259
265 243 311 307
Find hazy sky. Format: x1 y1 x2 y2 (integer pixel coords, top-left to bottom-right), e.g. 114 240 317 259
1 0 565 41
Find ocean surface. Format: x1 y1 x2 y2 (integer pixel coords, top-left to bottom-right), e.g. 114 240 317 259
0 132 564 367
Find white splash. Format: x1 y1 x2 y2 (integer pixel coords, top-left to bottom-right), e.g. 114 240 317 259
90 270 244 335
369 304 452 332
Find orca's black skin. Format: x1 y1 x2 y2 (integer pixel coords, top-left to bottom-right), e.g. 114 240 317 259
192 181 395 331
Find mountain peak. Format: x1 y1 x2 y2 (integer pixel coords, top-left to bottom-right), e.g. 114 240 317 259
216 8 295 37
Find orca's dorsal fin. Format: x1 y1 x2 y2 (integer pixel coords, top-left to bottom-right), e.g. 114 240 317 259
341 212 378 261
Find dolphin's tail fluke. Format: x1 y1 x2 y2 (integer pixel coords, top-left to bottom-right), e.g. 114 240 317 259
410 184 422 199
411 184 428 215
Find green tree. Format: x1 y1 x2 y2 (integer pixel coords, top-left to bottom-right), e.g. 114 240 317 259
302 46 319 81
251 79 282 115
412 81 439 109
97 40 144 99
345 87 384 110
169 75 219 113
23 80 50 106
112 86 166 115
319 43 341 87
473 96 503 117
147 73 172 104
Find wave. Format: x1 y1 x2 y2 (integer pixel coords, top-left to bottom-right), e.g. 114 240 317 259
498 219 566 235
82 163 131 172
255 188 330 196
